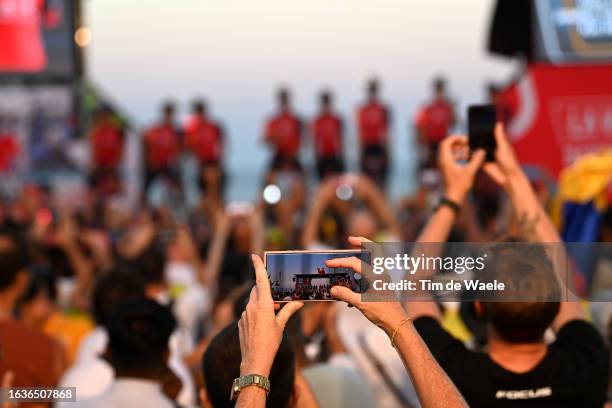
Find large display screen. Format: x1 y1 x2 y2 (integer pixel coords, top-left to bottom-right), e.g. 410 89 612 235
0 85 80 188
0 0 78 79
534 0 612 63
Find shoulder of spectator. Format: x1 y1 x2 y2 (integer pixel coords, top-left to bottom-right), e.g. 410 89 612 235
554 318 608 351
412 315 468 359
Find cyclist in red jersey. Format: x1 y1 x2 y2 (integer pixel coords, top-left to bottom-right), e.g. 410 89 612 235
0 0 60 72
184 99 225 202
184 100 224 166
357 78 390 187
143 102 181 192
415 77 456 169
88 106 124 194
263 87 302 173
311 90 344 180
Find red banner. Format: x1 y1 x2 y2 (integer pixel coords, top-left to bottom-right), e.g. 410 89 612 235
503 63 612 177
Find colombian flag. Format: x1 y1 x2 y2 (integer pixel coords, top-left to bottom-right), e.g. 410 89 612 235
555 151 612 292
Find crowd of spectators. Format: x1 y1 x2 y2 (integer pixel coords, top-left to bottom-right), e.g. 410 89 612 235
0 77 611 408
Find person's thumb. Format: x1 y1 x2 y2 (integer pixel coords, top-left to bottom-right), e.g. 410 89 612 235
330 286 360 307
467 149 486 174
494 121 506 142
276 301 304 328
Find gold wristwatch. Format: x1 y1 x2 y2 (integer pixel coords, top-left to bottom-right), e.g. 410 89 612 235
230 374 271 401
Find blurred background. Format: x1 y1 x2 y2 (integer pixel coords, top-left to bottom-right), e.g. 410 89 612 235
83 0 515 200
1 2 612 407
5 0 610 203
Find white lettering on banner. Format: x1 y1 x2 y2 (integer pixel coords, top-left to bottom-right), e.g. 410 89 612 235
564 106 612 140
496 387 552 400
0 0 38 20
550 96 612 166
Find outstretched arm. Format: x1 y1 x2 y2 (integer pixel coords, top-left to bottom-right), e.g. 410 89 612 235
483 123 584 330
357 175 402 238
328 254 467 408
406 136 486 320
236 255 303 408
203 211 230 296
302 178 337 247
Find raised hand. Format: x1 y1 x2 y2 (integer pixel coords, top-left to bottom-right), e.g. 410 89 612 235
438 135 486 203
238 255 303 377
326 236 408 336
482 122 522 187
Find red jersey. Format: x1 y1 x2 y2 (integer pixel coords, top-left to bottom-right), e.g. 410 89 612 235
0 0 48 72
0 133 19 172
312 112 342 158
420 99 454 143
264 112 301 156
357 101 388 146
184 117 223 163
144 124 180 170
90 121 123 169
414 107 427 132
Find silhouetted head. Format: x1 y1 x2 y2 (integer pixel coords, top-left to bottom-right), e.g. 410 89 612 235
202 322 295 408
277 87 290 111
320 90 332 111
91 266 146 328
433 77 446 99
107 298 176 378
16 267 57 328
193 99 207 117
477 243 561 343
129 244 167 288
366 78 379 99
162 102 175 123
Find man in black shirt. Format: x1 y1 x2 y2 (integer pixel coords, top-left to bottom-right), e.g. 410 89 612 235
406 125 609 407
414 306 607 407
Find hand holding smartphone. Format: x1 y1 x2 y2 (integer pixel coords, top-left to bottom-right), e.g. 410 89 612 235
265 250 370 302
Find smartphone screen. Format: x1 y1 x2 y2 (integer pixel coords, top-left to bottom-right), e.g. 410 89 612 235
468 104 497 161
265 250 370 302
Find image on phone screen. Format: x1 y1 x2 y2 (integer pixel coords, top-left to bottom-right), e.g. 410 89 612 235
468 104 497 161
265 250 370 302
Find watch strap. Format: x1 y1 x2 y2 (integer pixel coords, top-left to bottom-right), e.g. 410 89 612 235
434 196 461 215
230 374 271 401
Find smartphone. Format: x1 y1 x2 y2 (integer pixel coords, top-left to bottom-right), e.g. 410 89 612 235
468 104 497 161
265 250 370 302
